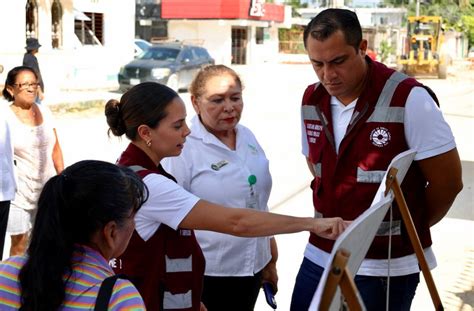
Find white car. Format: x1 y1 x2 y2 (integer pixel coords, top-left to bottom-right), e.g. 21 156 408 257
134 39 151 57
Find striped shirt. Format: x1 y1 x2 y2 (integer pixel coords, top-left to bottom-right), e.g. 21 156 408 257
0 244 145 310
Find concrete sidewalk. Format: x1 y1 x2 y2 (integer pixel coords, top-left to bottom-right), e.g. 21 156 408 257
43 89 122 106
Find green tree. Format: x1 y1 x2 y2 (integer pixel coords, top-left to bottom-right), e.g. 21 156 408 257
379 40 395 62
415 3 474 46
284 0 308 8
283 0 308 17
382 0 474 47
462 14 474 45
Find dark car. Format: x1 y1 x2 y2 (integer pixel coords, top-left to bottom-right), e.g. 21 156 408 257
118 43 214 92
134 39 152 57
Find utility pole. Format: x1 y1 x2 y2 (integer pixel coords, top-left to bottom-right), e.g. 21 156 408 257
416 0 420 16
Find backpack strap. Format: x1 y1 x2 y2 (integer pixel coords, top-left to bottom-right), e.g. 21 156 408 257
94 274 126 311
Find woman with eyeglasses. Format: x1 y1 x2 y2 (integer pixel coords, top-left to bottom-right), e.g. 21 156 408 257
1 66 64 256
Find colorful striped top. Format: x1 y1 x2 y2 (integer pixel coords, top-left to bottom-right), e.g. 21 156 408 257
0 244 145 310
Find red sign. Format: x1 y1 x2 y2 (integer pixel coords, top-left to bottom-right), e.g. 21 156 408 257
249 0 265 17
161 0 284 22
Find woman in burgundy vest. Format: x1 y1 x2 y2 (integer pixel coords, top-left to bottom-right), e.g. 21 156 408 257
105 82 349 311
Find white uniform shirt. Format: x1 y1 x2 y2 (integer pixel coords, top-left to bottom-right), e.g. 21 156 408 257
162 116 273 276
135 173 200 241
301 86 456 276
0 105 16 201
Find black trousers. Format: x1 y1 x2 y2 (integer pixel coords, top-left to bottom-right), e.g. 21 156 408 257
201 271 262 311
0 201 10 260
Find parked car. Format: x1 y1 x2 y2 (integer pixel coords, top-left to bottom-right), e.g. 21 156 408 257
134 39 151 57
119 42 215 92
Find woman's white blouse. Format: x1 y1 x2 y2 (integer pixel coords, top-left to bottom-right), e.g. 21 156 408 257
6 104 57 210
162 116 273 276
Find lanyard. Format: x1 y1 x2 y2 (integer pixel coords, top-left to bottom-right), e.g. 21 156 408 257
248 174 257 194
246 174 259 209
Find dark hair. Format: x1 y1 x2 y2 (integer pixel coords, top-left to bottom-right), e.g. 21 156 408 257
2 66 38 101
105 82 178 140
303 8 362 52
18 160 148 311
188 64 243 98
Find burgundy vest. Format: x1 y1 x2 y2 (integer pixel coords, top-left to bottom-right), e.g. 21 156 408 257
302 58 436 259
113 143 205 310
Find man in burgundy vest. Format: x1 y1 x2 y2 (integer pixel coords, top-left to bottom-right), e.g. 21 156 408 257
290 8 463 310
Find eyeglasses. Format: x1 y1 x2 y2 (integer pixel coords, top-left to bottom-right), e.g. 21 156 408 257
13 82 40 90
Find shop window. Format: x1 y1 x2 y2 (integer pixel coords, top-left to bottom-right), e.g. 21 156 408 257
232 27 247 65
26 0 38 38
51 0 63 49
74 12 104 45
256 27 264 45
136 20 168 41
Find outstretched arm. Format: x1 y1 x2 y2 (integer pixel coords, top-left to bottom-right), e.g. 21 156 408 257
418 148 463 226
179 200 346 239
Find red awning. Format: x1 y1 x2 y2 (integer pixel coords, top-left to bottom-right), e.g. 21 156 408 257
161 0 284 23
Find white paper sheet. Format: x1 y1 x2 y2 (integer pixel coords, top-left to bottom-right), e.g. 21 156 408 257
308 149 417 310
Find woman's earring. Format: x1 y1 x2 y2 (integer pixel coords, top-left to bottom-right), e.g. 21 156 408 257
146 140 152 147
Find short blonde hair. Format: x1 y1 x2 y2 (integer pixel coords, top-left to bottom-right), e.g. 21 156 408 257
189 65 243 98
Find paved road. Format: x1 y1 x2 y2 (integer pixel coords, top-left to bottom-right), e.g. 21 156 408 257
4 62 473 310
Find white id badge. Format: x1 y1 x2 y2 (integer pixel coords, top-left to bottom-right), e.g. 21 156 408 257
246 192 259 209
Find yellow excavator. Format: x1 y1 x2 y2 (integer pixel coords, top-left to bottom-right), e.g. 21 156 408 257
397 16 448 79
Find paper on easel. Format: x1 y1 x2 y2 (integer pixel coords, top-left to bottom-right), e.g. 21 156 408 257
308 149 416 310
370 149 416 207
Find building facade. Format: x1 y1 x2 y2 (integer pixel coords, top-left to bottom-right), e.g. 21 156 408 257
0 0 135 92
297 7 406 63
158 0 291 65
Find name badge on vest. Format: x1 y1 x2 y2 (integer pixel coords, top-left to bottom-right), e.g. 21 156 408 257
180 229 192 236
211 160 228 171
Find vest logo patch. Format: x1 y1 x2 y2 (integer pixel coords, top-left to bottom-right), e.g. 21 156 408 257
370 127 391 147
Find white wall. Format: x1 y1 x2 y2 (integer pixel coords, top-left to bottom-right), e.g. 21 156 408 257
168 20 232 65
248 25 280 64
0 0 135 91
0 1 31 85
444 31 467 60
168 19 282 65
